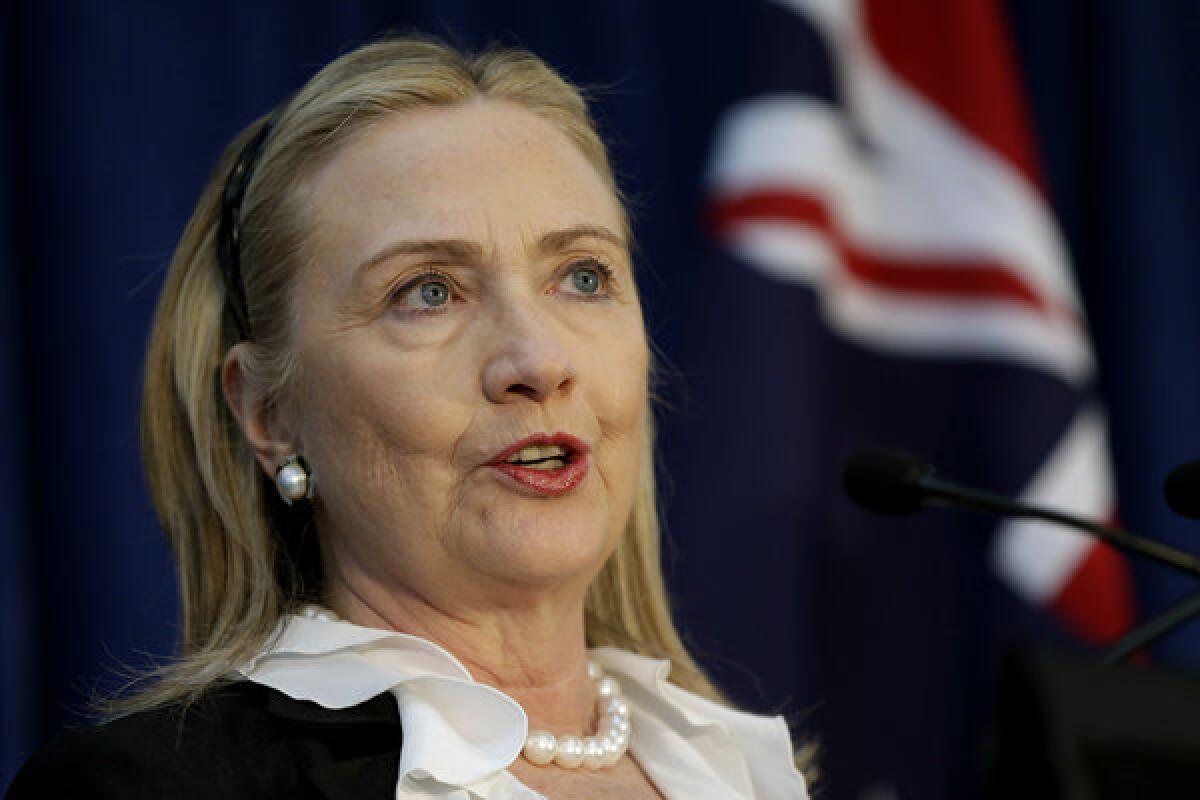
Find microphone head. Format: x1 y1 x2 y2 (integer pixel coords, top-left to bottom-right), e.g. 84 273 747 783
1165 461 1200 519
843 447 935 515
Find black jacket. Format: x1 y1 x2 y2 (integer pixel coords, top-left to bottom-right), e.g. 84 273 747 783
6 681 404 800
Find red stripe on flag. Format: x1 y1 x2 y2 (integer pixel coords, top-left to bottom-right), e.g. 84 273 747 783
709 188 1065 316
1047 541 1136 645
863 0 1043 191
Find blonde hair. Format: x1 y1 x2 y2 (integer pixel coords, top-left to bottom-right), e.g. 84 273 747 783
135 35 718 711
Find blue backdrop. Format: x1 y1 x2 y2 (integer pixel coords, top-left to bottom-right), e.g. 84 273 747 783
5 3 1200 799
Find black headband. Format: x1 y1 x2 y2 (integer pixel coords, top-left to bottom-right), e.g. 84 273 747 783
216 113 278 342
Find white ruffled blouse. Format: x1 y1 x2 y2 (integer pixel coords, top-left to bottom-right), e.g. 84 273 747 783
237 612 809 799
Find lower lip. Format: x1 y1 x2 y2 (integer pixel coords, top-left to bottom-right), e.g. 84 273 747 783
489 454 589 496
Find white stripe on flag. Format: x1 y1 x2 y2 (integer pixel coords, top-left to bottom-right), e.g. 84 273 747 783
719 219 1095 380
991 407 1114 604
708 89 1080 320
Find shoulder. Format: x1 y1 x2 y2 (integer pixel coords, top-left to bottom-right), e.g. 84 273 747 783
6 682 284 799
5 680 401 800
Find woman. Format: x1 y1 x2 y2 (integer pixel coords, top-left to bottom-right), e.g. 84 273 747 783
8 35 809 799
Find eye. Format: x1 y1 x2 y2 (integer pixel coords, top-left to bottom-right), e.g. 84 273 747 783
559 259 614 298
391 271 455 313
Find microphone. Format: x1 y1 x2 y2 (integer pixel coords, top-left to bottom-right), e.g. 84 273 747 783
1165 461 1200 519
841 448 935 514
843 447 1200 579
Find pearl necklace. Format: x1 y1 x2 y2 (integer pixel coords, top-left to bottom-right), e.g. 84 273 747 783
522 660 631 770
299 606 630 769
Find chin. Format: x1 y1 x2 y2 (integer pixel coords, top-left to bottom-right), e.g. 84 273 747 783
470 512 616 587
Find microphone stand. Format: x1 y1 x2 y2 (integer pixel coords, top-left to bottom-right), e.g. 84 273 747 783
918 474 1200 579
918 476 1200 665
1100 589 1200 665
844 449 1200 663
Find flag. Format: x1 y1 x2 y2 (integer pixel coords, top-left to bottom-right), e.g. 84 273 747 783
697 0 1135 794
707 0 1133 643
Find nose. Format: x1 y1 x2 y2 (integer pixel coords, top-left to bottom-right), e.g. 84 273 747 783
481 300 577 404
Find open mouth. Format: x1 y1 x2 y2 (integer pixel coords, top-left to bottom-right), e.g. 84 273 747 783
488 433 590 496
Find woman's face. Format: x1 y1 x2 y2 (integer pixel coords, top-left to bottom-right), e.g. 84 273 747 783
286 99 648 607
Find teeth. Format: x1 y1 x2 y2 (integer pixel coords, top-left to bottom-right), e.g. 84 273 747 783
506 444 568 464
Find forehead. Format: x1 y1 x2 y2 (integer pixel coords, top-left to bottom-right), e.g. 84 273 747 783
303 98 625 264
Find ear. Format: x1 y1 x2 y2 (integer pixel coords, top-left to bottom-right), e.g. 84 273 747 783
221 343 297 478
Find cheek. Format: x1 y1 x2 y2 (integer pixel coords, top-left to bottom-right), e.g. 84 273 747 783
588 312 648 425
581 316 649 491
296 341 470 510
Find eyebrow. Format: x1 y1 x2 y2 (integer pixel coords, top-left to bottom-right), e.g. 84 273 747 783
535 224 626 255
354 223 627 280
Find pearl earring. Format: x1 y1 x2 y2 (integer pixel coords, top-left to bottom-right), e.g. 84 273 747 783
274 454 314 505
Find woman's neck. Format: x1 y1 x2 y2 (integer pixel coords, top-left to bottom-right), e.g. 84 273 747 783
324 571 599 735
